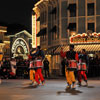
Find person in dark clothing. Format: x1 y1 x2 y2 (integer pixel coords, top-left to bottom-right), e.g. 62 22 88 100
61 58 66 76
43 58 50 78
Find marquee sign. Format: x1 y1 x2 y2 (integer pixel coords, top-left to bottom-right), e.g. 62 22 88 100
70 32 100 44
12 38 29 54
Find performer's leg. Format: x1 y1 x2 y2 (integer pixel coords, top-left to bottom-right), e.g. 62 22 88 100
83 71 88 86
78 71 82 86
37 68 44 82
35 69 40 84
30 70 35 83
65 70 71 88
70 71 76 88
30 70 34 81
35 68 44 85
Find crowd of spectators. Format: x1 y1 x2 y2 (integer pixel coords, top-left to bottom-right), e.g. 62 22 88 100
0 57 50 79
0 57 29 79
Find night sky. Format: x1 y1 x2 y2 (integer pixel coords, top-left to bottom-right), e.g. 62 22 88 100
0 0 39 33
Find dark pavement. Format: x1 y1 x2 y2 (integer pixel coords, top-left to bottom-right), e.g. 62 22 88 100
0 79 100 100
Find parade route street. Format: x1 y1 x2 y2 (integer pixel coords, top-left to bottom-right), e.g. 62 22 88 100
0 79 100 100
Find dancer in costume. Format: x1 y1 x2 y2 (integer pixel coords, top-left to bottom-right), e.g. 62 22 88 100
0 53 3 84
77 49 88 86
31 46 45 85
60 45 78 89
0 61 3 84
28 55 36 85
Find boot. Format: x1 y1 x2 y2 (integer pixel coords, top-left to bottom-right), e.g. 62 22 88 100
72 82 76 89
85 80 88 86
42 80 45 86
78 82 82 86
66 83 71 89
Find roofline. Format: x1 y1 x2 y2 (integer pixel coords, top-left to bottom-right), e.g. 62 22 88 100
0 26 7 33
8 30 32 38
34 0 48 7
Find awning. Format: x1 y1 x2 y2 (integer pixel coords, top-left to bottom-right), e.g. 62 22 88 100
50 25 57 32
54 45 69 54
50 7 56 14
46 45 60 55
54 44 100 54
74 44 100 52
37 28 47 37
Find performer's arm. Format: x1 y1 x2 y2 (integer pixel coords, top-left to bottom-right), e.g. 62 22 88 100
60 50 66 58
75 52 79 62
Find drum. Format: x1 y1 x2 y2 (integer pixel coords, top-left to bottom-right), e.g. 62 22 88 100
34 60 43 68
78 63 87 71
67 60 77 70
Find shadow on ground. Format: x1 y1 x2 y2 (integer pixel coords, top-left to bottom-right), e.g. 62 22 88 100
80 85 95 88
57 85 95 95
21 84 38 89
57 88 83 95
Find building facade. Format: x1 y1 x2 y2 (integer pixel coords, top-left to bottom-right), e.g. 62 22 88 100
0 26 11 60
33 0 100 76
10 30 32 59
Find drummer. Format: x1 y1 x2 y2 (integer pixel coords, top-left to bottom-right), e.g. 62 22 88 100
78 49 88 86
32 46 45 85
66 45 79 89
60 45 78 89
28 54 36 85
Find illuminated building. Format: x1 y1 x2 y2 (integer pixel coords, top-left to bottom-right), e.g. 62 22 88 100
33 0 100 76
0 26 8 60
10 30 32 59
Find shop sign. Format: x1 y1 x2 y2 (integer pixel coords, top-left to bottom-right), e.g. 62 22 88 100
12 38 29 54
70 32 100 44
32 14 37 48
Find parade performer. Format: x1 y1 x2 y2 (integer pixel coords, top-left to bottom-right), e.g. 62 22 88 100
28 54 36 85
77 49 88 86
29 55 35 84
0 53 3 84
60 45 78 89
0 61 3 84
60 47 66 76
31 46 45 85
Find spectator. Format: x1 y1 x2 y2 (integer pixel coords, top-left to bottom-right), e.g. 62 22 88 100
10 58 17 77
43 58 50 78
